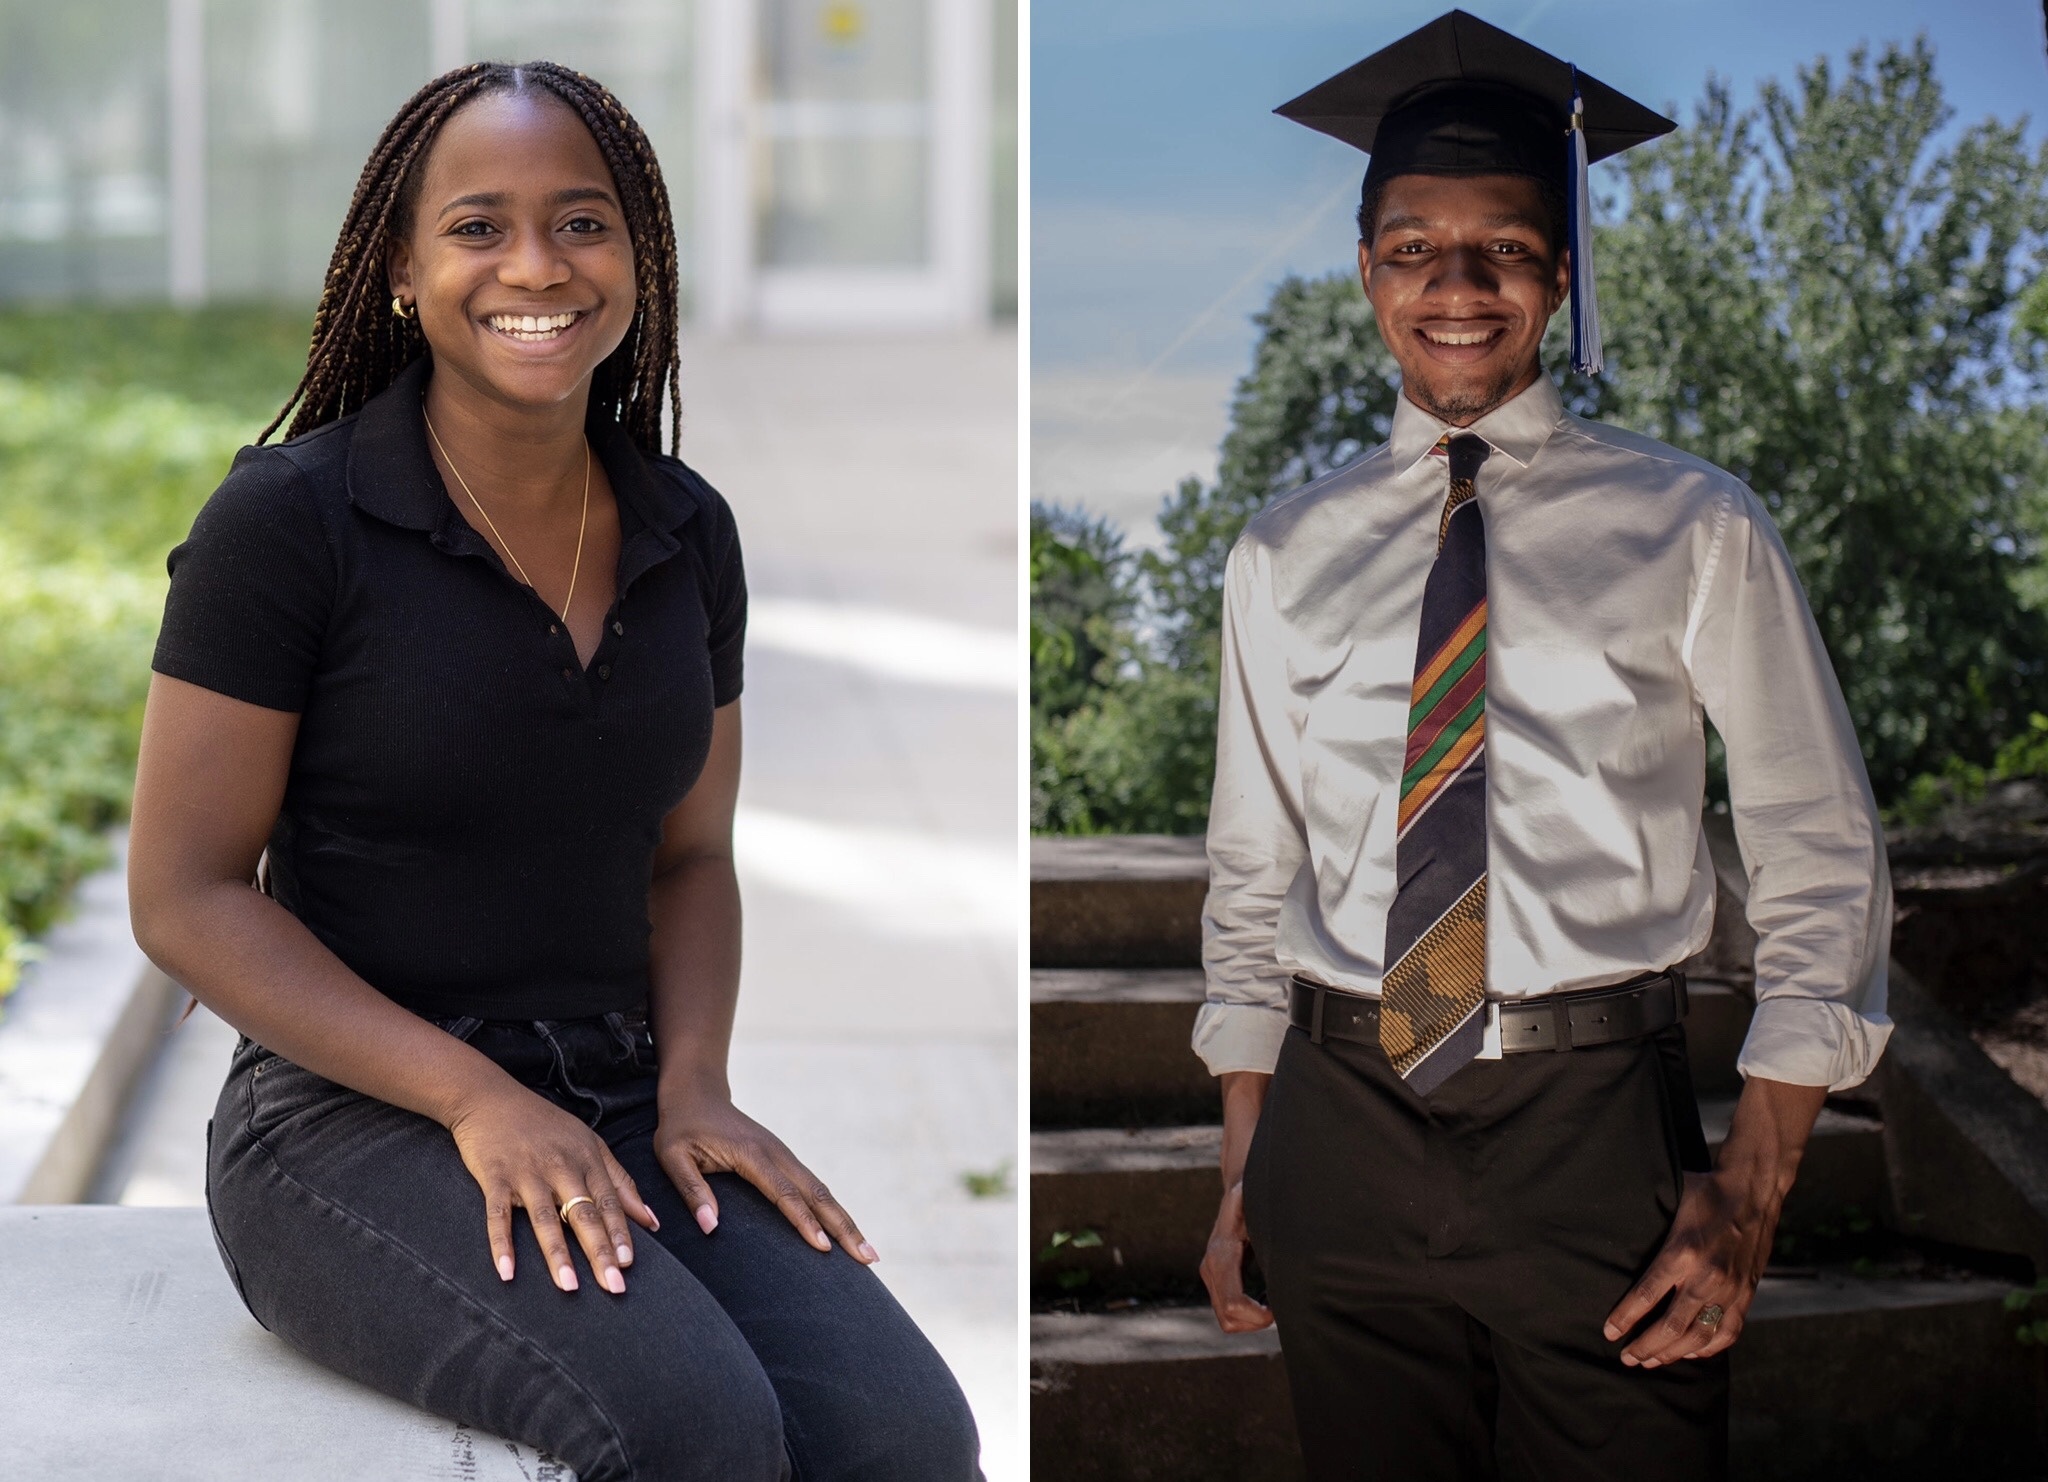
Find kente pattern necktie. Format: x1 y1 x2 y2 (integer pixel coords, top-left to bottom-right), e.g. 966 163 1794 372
1380 431 1492 1095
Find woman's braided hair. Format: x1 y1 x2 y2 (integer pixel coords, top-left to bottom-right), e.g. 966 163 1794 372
260 61 681 454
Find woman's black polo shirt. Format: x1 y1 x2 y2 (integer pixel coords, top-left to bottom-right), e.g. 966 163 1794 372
152 356 745 1020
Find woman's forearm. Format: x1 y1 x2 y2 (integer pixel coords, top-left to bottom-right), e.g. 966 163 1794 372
131 879 517 1129
645 853 744 1102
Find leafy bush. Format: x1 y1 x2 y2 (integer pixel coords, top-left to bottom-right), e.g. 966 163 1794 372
0 306 308 1003
0 542 162 994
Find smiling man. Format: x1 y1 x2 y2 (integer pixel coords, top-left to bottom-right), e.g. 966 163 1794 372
1192 12 1894 1480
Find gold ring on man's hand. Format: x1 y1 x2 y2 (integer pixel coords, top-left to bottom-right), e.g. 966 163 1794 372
559 1195 596 1218
1696 1303 1725 1328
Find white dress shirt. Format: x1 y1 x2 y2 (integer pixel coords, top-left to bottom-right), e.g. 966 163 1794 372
1195 374 1893 1092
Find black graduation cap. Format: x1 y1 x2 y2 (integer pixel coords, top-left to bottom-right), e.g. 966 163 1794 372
1275 9 1675 374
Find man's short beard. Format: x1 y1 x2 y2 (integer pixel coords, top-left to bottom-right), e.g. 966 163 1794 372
1406 359 1528 425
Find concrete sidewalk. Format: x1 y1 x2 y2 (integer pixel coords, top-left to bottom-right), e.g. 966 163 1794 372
85 331 1020 1477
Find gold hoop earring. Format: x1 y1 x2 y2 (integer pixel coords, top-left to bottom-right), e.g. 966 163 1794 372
391 295 417 320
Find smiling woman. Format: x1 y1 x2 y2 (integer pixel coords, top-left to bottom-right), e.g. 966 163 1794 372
125 62 981 1482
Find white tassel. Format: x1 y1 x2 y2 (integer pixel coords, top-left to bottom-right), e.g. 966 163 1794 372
1567 81 1603 375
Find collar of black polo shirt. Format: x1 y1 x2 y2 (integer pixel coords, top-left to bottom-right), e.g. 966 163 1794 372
344 355 698 592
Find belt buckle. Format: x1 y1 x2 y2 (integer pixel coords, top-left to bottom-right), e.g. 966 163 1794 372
1477 1000 1503 1059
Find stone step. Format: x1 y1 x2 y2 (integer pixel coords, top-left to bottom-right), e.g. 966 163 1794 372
1031 1097 1886 1297
1030 968 1755 1129
1031 968 1213 1127
1031 835 1207 969
1030 1273 2048 1482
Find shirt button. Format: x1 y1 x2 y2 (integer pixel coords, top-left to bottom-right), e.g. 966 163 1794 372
598 664 612 680
612 621 624 635
548 623 560 635
560 667 574 681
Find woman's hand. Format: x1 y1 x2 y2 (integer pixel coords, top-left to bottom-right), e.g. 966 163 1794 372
653 1088 879 1265
447 1082 662 1294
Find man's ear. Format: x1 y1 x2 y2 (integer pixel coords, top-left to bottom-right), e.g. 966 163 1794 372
1551 245 1570 316
1356 237 1372 293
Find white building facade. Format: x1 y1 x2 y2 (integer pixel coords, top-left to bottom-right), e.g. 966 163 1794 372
0 0 1016 329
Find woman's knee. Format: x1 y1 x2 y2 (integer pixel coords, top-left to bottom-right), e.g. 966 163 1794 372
799 1353 982 1482
594 1360 789 1482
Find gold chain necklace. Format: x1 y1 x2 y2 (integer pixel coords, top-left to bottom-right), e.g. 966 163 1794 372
423 409 590 621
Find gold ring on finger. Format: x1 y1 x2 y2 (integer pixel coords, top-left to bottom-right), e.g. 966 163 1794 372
1696 1303 1725 1328
559 1195 596 1219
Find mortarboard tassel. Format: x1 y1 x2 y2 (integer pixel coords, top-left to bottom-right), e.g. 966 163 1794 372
1566 68 1603 375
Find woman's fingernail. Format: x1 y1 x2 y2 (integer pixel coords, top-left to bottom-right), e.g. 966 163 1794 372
859 1242 879 1263
696 1207 717 1235
617 1244 634 1266
604 1267 626 1295
1603 1324 1619 1340
497 1256 515 1282
557 1264 578 1291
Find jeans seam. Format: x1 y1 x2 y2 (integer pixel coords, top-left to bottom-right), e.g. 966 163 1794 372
240 1118 633 1477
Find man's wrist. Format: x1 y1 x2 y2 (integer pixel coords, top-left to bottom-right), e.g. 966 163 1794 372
1712 1075 1829 1203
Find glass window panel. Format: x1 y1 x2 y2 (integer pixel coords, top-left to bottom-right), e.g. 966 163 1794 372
758 134 925 268
204 0 430 303
0 0 169 300
754 0 930 270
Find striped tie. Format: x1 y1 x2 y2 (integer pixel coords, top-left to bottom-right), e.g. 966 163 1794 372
1381 432 1492 1095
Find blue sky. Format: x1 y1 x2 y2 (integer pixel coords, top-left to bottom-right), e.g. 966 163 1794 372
1032 0 2048 377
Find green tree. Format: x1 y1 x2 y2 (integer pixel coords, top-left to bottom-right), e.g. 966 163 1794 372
1032 37 2048 831
1031 505 1217 833
1603 42 2048 799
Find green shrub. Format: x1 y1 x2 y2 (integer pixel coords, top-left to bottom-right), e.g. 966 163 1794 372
0 306 307 1005
0 541 161 994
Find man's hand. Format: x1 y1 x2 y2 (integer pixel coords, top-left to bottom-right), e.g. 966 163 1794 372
1602 1076 1828 1366
1202 1178 1274 1331
1203 1069 1276 1332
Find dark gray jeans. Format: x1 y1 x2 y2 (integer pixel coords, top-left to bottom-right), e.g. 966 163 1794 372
206 1011 982 1481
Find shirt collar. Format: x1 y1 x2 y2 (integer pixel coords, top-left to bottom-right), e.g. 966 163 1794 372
1387 371 1565 472
346 355 698 544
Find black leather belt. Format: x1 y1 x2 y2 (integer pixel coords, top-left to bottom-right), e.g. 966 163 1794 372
1288 970 1688 1054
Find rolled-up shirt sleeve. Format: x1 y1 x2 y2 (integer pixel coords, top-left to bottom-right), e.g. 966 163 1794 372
1686 486 1893 1091
1194 539 1310 1076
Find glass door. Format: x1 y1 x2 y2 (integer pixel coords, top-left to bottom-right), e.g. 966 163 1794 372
696 0 987 331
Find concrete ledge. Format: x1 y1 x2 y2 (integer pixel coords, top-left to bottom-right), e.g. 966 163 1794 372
1878 964 2048 1276
0 833 183 1204
0 1206 566 1479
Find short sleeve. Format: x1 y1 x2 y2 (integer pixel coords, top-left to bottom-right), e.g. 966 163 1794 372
681 467 746 707
152 446 334 713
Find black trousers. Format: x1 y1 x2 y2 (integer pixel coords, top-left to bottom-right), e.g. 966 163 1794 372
207 1012 982 1482
1241 1020 1729 1482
